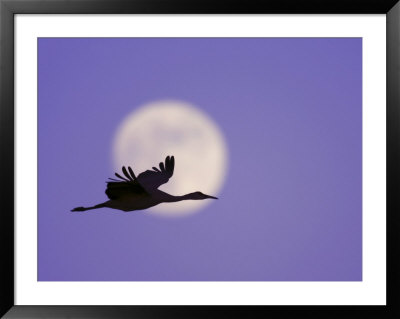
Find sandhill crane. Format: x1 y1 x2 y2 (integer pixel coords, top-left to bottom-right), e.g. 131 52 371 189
71 155 218 212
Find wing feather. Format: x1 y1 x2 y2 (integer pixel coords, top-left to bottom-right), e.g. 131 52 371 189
128 166 137 180
122 166 134 181
114 172 130 182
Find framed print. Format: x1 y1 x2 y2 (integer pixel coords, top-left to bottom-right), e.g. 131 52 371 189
1 0 399 318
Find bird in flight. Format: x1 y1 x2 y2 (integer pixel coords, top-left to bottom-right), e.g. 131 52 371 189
71 155 218 212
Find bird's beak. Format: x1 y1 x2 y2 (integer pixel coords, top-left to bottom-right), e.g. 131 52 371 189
206 195 218 199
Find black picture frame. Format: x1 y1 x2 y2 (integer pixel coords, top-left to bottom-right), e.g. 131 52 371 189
1 0 399 318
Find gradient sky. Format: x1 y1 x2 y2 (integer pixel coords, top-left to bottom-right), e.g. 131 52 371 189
38 38 362 281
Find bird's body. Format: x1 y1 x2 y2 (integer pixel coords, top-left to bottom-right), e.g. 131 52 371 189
103 190 171 212
72 156 217 212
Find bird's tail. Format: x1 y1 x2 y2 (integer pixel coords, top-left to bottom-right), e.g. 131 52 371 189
71 203 105 212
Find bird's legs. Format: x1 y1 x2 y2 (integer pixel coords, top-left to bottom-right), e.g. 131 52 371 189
71 203 106 212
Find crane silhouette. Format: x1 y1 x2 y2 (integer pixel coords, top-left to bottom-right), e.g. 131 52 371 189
71 155 218 212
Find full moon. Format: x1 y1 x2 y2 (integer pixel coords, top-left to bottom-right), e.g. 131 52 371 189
112 100 228 217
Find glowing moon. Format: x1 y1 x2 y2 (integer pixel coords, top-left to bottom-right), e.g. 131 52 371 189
112 100 228 217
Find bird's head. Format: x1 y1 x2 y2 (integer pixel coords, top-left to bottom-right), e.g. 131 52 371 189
190 191 218 200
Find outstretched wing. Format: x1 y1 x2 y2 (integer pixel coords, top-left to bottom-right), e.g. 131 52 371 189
136 155 175 192
105 166 147 200
105 156 175 199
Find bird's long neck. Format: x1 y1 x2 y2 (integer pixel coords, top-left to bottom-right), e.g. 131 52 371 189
161 192 195 202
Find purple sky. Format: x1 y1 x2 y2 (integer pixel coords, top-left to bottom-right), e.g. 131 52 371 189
38 38 362 281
